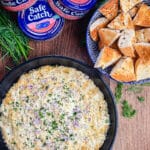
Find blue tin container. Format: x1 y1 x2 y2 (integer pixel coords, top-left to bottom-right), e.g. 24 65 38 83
62 0 97 11
18 0 65 40
48 0 97 20
0 0 37 12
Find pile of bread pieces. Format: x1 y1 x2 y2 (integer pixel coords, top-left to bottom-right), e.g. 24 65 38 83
90 0 150 82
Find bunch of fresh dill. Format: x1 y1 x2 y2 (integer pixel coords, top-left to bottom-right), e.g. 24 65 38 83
0 9 31 64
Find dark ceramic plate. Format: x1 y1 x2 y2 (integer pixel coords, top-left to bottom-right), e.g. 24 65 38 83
86 0 150 84
0 56 117 150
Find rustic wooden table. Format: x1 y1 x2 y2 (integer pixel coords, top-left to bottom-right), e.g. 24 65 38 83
0 13 150 150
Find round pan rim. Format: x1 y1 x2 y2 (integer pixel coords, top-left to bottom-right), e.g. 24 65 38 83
0 55 118 150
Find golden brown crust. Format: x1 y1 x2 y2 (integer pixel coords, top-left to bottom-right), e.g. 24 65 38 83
107 13 134 30
110 57 136 82
134 43 150 58
133 4 150 27
90 29 99 42
129 6 139 18
111 41 119 49
119 46 136 58
3 93 12 105
81 145 89 150
99 0 119 20
90 18 109 41
135 28 150 42
94 46 122 69
98 40 103 50
135 58 150 80
98 28 121 48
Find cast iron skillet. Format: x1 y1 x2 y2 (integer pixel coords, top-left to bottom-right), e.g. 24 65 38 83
0 56 117 150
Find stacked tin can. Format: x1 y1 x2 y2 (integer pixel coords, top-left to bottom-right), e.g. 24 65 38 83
48 0 97 20
0 0 97 40
0 0 37 11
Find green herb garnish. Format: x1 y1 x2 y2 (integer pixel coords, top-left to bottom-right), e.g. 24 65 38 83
48 94 52 97
39 111 44 118
0 9 31 64
73 112 77 116
115 83 123 103
12 141 16 145
51 121 58 130
122 100 136 118
137 96 145 102
60 113 65 120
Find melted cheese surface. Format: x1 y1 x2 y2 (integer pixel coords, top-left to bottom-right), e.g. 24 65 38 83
0 66 109 150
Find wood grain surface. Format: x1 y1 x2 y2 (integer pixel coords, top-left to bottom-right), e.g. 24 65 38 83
0 14 150 150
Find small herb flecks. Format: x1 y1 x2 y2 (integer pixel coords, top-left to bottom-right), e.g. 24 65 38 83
48 130 52 134
16 102 19 107
48 93 52 97
73 112 77 116
51 121 58 130
39 111 44 119
43 142 47 147
60 114 65 120
122 100 136 118
12 141 16 145
137 96 145 102
43 120 47 125
60 138 65 141
26 96 29 103
115 83 123 103
47 112 51 116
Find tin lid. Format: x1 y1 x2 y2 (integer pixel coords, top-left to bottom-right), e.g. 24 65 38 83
18 0 64 40
0 0 37 12
62 0 97 11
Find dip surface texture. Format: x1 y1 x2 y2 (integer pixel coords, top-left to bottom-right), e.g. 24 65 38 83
0 66 109 150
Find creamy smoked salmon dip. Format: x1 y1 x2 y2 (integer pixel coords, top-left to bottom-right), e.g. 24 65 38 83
0 66 109 150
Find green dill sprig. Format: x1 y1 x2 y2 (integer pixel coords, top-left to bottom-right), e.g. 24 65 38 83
0 9 31 64
137 96 145 102
115 83 123 103
122 100 136 118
